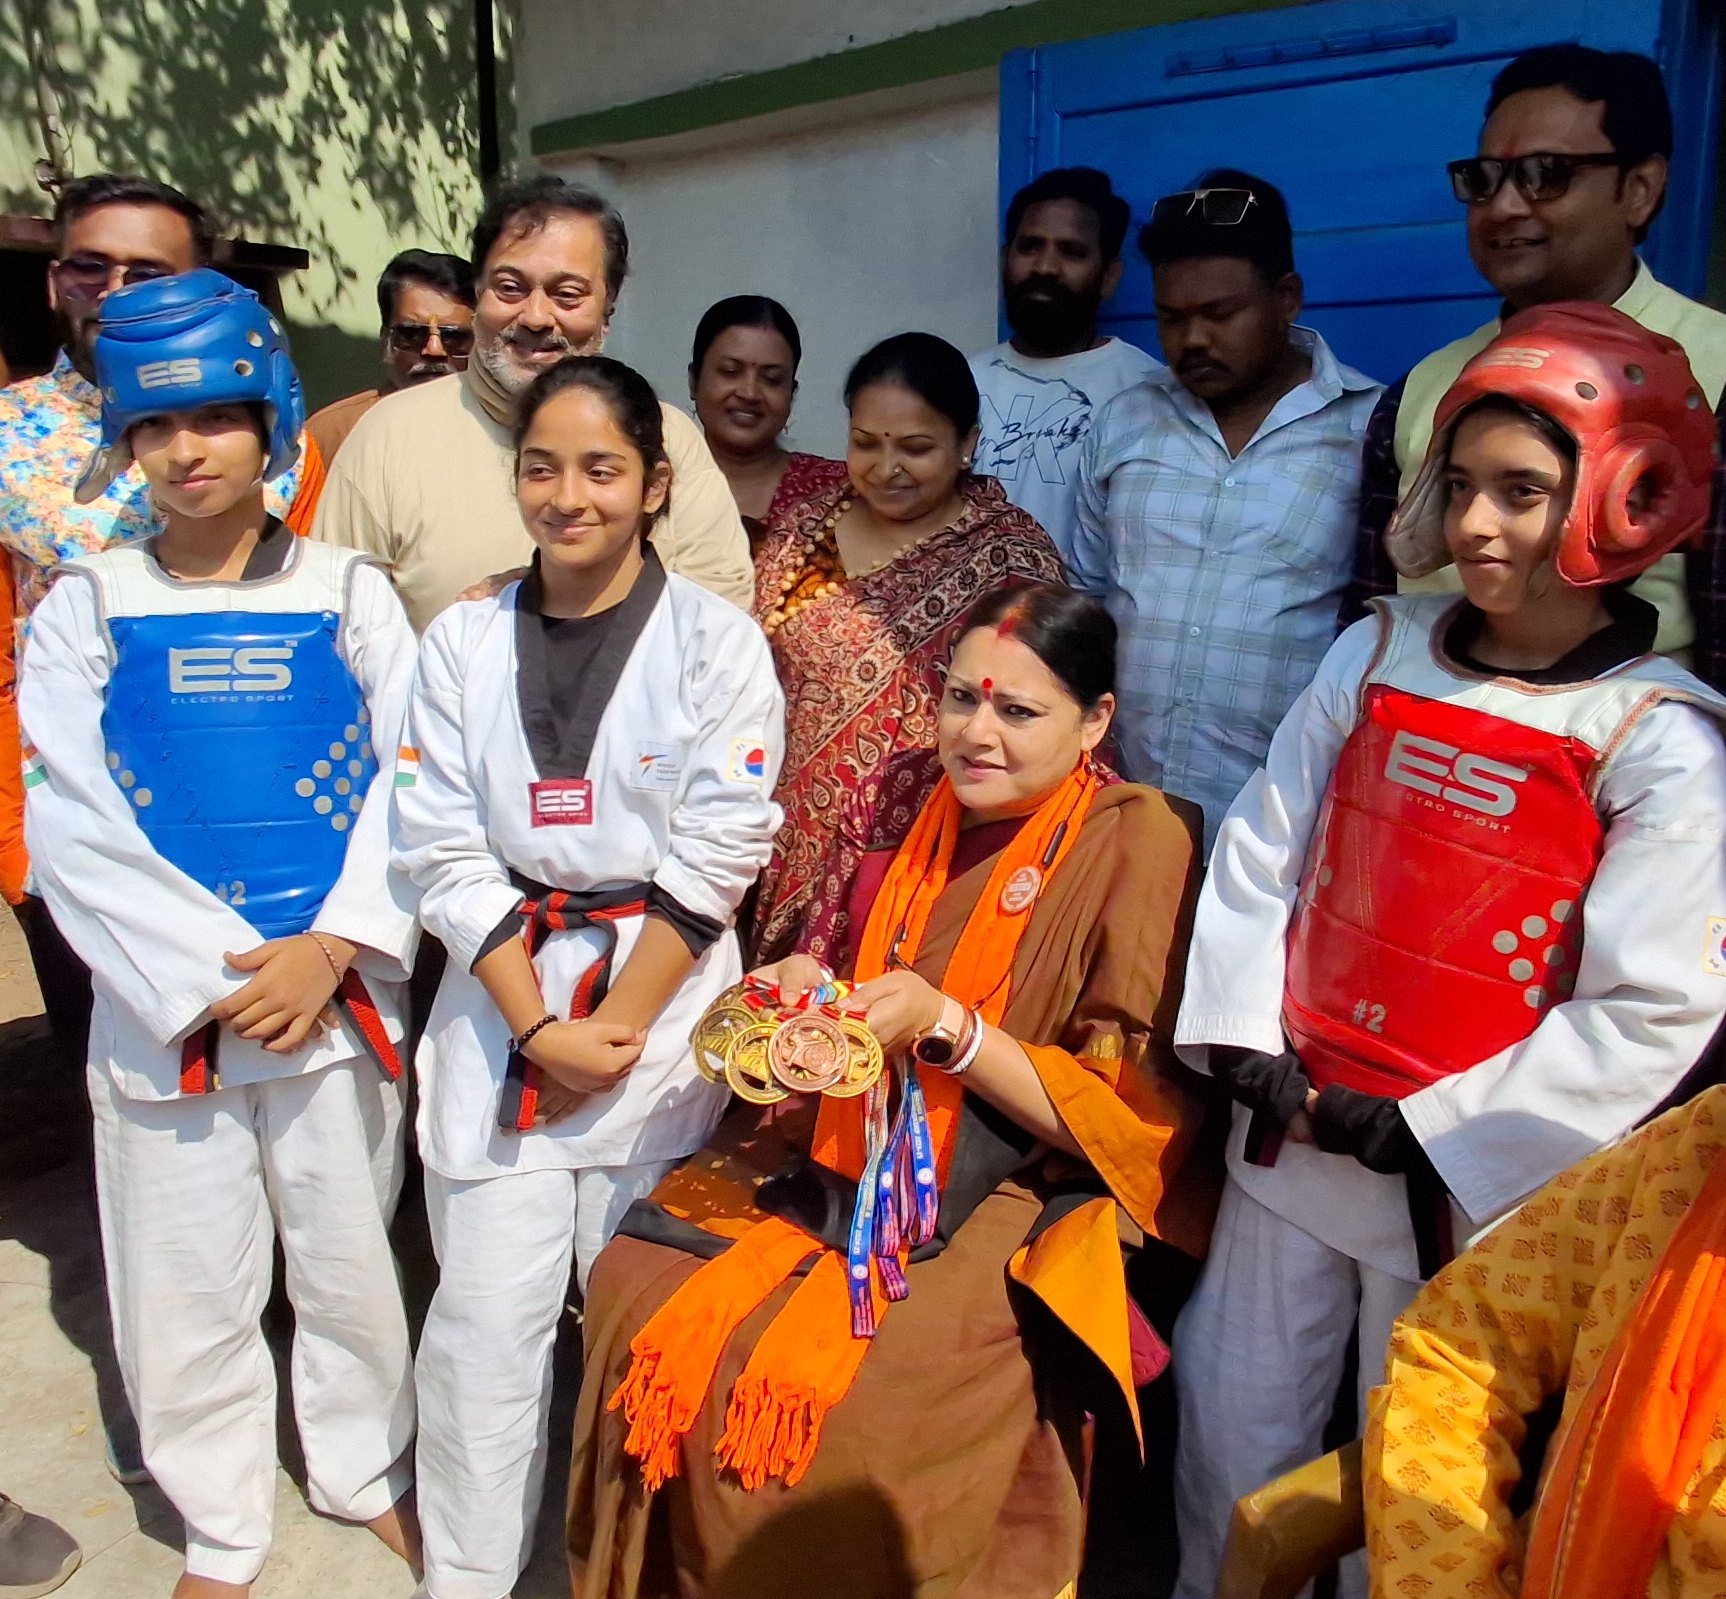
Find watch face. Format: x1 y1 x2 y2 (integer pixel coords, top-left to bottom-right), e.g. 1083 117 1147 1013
914 1034 957 1067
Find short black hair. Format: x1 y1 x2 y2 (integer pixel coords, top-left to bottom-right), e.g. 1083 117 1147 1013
52 173 214 264
958 581 1117 711
1138 167 1295 283
844 332 980 439
470 176 629 310
376 248 476 329
514 355 669 534
691 295 803 376
1005 167 1132 266
1487 45 1673 166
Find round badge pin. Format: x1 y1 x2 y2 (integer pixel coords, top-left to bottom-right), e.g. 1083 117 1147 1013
999 864 1043 915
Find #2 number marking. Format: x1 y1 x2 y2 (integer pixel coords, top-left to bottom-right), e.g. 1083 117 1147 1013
1351 999 1386 1035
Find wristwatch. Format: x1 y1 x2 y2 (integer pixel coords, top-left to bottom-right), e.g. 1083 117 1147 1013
912 996 966 1069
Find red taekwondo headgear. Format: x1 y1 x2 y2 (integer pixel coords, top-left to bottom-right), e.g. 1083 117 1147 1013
1386 301 1717 587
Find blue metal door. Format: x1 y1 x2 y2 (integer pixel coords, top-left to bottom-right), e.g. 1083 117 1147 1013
1001 0 1721 382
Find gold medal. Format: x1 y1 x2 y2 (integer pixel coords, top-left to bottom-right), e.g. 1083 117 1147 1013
724 1022 788 1105
689 1002 754 1084
768 1012 850 1093
824 1015 886 1098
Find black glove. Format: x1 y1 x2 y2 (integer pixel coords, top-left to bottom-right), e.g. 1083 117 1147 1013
1209 1046 1313 1125
1311 1084 1442 1183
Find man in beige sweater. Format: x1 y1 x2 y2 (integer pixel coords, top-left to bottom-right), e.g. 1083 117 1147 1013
313 176 753 632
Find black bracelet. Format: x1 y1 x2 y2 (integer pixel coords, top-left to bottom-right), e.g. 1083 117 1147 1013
511 1013 559 1053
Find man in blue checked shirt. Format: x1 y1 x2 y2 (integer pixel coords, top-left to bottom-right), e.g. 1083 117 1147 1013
1069 170 1381 846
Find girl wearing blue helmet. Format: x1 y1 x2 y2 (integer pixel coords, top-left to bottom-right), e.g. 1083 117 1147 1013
20 268 423 1596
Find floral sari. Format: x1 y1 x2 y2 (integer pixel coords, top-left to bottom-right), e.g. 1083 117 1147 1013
747 473 1061 962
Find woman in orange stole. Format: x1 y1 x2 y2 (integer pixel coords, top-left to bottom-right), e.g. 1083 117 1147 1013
566 581 1224 1599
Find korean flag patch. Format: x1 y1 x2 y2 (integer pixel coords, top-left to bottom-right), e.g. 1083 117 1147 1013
1705 917 1726 977
727 739 767 784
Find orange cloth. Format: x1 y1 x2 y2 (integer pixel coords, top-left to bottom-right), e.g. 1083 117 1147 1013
283 431 326 536
1521 1105 1726 1599
611 762 1101 1491
1365 1085 1726 1598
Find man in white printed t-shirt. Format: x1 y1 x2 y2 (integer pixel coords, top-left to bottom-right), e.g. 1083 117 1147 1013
969 168 1163 563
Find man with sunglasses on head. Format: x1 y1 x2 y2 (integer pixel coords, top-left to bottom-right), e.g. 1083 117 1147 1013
305 248 476 467
1340 45 1726 688
1069 169 1380 845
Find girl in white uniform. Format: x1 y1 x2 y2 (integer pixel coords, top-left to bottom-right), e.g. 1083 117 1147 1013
392 355 784 1599
1167 303 1726 1599
20 270 421 1597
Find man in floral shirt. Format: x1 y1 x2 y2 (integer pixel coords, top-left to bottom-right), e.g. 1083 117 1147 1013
0 176 302 1102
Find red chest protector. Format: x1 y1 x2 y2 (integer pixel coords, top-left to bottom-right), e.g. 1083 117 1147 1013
1284 685 1600 1097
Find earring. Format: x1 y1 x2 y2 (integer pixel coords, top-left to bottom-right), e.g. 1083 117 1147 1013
961 457 974 469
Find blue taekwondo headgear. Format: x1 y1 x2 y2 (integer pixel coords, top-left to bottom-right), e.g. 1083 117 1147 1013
74 267 304 504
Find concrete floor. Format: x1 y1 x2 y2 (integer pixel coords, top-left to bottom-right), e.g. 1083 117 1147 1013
0 909 580 1597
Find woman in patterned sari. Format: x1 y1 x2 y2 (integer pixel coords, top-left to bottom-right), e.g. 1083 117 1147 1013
748 332 1061 963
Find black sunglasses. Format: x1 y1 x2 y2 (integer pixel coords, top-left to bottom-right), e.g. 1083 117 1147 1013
1149 188 1260 229
1448 151 1634 205
52 256 174 302
388 321 475 355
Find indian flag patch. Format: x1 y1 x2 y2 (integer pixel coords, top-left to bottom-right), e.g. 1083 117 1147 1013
394 746 420 788
21 743 45 790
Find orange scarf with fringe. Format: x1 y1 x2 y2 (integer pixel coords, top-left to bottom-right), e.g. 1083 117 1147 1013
610 761 1100 1492
1522 1137 1726 1599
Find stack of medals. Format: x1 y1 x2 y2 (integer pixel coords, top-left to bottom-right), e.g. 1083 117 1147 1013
689 974 885 1105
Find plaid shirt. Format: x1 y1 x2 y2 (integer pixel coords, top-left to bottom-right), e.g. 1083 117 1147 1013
1070 326 1382 841
1339 380 1726 692
0 350 300 627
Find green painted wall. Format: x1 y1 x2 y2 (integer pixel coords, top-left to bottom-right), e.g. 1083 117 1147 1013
531 0 1308 156
0 0 510 408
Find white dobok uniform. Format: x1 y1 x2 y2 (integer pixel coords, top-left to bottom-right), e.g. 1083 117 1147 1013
20 532 420 1587
1168 595 1726 1599
392 556 784 1599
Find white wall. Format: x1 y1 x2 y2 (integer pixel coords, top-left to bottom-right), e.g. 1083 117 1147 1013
516 0 1034 131
551 80 1002 458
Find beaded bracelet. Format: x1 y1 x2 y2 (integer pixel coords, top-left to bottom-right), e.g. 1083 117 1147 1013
511 1013 559 1053
305 931 348 983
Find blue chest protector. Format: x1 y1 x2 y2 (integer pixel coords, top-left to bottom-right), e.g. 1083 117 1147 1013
102 610 377 939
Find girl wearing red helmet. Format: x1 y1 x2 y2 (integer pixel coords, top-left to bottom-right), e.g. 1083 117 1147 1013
1166 302 1726 1599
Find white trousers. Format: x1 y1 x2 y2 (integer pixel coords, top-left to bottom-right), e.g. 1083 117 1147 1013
414 1159 674 1599
1171 1177 1422 1599
89 1061 415 1585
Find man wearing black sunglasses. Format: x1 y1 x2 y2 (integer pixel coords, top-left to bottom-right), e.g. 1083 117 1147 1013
1342 45 1726 693
305 248 476 468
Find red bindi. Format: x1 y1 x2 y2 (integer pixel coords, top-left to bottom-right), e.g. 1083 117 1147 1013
981 678 993 694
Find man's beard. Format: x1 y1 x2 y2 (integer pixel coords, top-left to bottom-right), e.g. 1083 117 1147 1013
473 326 602 394
1004 274 1102 356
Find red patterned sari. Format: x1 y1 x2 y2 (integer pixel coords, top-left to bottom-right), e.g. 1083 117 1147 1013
748 473 1061 962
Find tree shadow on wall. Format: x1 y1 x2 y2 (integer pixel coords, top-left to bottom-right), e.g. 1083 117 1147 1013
0 0 514 320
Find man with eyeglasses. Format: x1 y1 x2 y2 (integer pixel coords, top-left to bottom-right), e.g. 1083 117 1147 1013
1069 169 1380 846
312 175 751 633
1340 45 1726 688
305 248 476 467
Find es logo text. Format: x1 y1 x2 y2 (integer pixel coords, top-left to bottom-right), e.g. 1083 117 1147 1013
169 644 295 695
1384 730 1528 819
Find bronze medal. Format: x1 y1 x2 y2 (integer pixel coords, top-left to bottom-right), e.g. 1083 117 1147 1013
724 1022 788 1105
767 1012 850 1093
823 1015 886 1098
